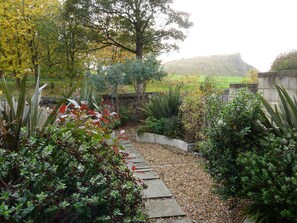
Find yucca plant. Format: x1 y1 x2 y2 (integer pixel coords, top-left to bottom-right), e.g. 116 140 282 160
140 85 181 119
0 71 79 152
259 85 297 136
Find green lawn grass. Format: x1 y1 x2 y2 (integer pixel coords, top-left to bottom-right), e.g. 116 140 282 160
144 74 244 93
0 74 245 98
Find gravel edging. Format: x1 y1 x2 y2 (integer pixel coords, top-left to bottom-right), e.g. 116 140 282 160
120 124 247 223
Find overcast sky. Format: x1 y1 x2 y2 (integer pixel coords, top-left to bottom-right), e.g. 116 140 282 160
161 0 297 72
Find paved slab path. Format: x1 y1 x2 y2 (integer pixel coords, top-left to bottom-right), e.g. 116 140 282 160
120 140 191 222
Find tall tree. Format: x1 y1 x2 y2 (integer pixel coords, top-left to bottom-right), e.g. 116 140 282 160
65 0 192 58
0 0 60 84
64 0 192 96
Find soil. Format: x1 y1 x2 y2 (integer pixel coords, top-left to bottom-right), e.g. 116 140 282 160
118 122 247 223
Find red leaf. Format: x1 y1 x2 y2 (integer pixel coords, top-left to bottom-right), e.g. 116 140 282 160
132 165 136 171
87 110 96 115
100 117 109 124
81 103 88 111
59 105 67 113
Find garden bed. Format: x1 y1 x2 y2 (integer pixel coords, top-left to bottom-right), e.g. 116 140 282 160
136 132 195 152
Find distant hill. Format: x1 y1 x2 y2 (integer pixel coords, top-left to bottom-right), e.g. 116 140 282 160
163 53 256 76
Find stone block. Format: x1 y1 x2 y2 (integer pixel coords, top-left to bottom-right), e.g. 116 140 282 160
276 76 290 88
127 152 143 158
288 76 297 89
258 77 272 89
136 133 192 152
145 199 186 218
129 158 145 163
127 162 149 170
142 179 172 199
133 171 159 180
263 89 279 102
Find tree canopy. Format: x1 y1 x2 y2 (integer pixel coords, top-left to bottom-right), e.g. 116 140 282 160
64 0 193 59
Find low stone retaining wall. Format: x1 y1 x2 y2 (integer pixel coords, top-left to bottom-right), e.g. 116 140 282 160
136 133 195 152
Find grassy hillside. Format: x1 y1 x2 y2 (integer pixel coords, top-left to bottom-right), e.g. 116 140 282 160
163 53 256 76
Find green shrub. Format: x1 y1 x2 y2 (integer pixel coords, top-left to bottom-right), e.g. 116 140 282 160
140 85 181 119
270 50 297 71
138 85 184 139
0 123 145 222
202 89 263 198
180 92 205 143
238 133 297 223
235 86 297 222
119 105 132 125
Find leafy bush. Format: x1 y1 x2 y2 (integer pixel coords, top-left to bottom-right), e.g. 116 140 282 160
202 85 297 221
0 123 145 222
235 86 297 222
119 105 132 125
0 77 145 222
138 116 184 139
202 89 263 198
180 92 205 143
180 76 219 143
238 133 297 223
270 50 297 71
138 86 184 139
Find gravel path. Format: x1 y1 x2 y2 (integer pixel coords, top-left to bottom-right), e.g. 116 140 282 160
120 124 247 223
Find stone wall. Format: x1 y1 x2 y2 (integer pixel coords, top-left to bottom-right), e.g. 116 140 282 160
39 93 154 120
228 83 258 100
102 92 154 120
258 70 297 105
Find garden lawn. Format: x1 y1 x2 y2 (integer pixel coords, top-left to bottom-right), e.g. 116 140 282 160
120 123 248 223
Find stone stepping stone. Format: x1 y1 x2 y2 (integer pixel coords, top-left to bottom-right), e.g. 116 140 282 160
128 158 145 163
119 140 131 145
145 199 186 218
127 152 142 158
171 219 192 223
127 162 150 170
142 179 172 199
123 145 135 149
134 168 154 172
134 171 159 180
123 148 135 153
126 151 139 155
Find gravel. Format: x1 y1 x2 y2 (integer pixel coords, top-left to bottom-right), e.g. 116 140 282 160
119 124 247 223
